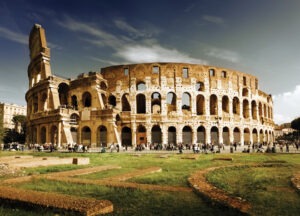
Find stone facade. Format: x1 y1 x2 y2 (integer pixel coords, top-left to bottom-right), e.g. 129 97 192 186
26 24 274 148
0 103 27 130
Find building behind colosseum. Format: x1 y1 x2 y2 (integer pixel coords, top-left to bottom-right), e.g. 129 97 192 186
26 24 274 148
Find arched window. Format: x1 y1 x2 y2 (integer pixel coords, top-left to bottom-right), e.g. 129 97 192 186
97 126 107 147
122 127 132 146
81 126 91 145
136 94 146 113
242 88 248 97
252 129 258 144
182 92 191 111
222 96 229 114
233 97 240 115
197 126 205 144
71 95 78 110
108 95 116 107
259 102 262 118
82 92 92 107
100 81 107 90
196 94 205 115
33 94 38 113
243 99 249 118
222 127 229 145
151 125 162 144
58 83 69 106
233 127 240 143
166 92 176 112
168 126 176 144
251 101 257 120
210 126 219 145
136 82 146 91
210 95 218 115
151 92 161 114
122 93 131 111
244 128 250 145
195 82 205 91
182 126 192 144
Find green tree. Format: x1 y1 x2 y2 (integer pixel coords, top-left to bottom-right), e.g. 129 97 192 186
12 115 27 132
291 117 300 131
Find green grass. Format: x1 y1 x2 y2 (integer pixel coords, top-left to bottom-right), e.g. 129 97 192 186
0 151 300 215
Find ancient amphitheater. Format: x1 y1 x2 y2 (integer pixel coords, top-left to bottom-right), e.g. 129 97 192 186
26 24 274 148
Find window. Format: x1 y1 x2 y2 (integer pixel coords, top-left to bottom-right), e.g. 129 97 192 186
209 69 215 77
243 76 246 85
183 68 188 78
124 68 129 76
222 71 226 78
153 66 159 74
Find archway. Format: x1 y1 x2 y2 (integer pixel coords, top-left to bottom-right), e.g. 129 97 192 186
136 82 146 91
108 95 116 107
71 95 78 110
182 126 192 145
197 126 205 144
196 95 205 115
122 127 132 146
211 126 219 145
233 97 240 115
100 81 107 90
41 127 46 144
242 88 249 97
233 127 240 144
81 126 91 146
151 92 161 114
97 126 107 147
182 92 191 111
252 101 257 120
210 95 218 115
137 125 146 145
195 82 205 91
151 125 162 144
223 127 230 145
243 99 249 118
122 93 131 111
244 128 250 145
82 92 92 107
166 92 177 112
252 129 258 144
222 96 229 114
58 83 69 106
168 126 176 144
259 129 264 144
136 94 146 113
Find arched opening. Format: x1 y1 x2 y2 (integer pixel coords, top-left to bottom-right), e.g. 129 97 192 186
166 92 176 112
136 82 146 91
58 83 69 106
210 95 218 115
244 128 250 145
168 126 176 144
71 95 78 110
82 92 92 107
97 126 107 147
70 113 79 125
108 95 116 107
251 101 257 120
50 126 58 145
243 99 249 118
195 82 205 91
32 127 37 144
182 126 192 145
222 96 229 114
136 94 146 113
122 127 132 146
233 127 240 144
151 125 162 144
259 129 264 143
242 88 249 97
71 127 77 144
265 130 268 143
196 94 205 115
233 97 240 115
81 126 91 146
182 92 191 111
252 129 258 144
33 94 38 113
223 127 230 145
151 92 161 114
264 104 267 117
122 93 131 111
269 131 272 143
268 107 271 118
41 93 47 111
41 127 46 144
210 126 219 145
137 125 146 145
197 126 206 144
100 81 107 90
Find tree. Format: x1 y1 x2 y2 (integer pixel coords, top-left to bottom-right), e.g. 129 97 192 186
291 117 300 131
12 115 27 133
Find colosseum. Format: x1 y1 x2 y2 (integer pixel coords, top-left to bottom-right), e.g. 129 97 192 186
26 24 274 149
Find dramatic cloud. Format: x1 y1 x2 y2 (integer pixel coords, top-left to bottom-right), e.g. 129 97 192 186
205 47 240 63
273 85 300 124
0 26 28 44
202 15 225 25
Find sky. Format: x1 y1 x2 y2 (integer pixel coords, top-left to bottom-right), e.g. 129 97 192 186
0 0 299 124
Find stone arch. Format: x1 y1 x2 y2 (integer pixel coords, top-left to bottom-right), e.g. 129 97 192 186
137 125 146 145
50 126 58 145
136 81 146 91
70 113 79 125
151 92 161 114
195 82 205 91
210 94 218 115
196 94 205 115
242 88 249 97
182 126 192 145
108 95 116 107
136 94 146 113
82 92 92 107
168 126 176 144
151 125 162 144
166 92 177 112
71 95 78 110
233 127 240 143
100 81 107 90
259 129 264 143
264 104 267 117
244 128 250 145
197 126 206 144
121 127 132 146
210 126 219 145
41 93 48 111
97 126 107 147
252 128 258 144
41 127 46 144
58 83 69 106
232 97 240 115
243 99 249 118
33 94 38 113
251 100 257 120
222 96 229 114
222 127 230 145
182 92 191 111
71 127 78 144
81 126 91 146
122 93 131 111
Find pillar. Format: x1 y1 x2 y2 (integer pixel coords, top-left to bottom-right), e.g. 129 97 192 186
206 127 211 144
131 123 137 147
58 122 62 148
192 127 197 144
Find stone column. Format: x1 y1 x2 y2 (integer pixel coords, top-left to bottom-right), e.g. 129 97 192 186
131 123 137 147
229 98 233 119
58 121 62 148
240 129 244 146
146 93 151 114
193 127 197 144
191 93 197 116
162 124 167 146
206 127 211 144
218 127 223 145
229 128 234 145
218 98 222 116
176 126 182 144
36 125 40 145
146 124 152 145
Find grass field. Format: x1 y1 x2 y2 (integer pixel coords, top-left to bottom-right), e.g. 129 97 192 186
0 151 299 216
